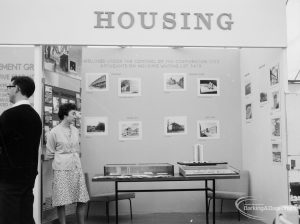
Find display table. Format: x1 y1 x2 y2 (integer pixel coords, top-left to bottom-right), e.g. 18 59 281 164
92 173 240 224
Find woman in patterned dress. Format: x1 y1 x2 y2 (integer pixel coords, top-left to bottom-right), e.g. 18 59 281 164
46 103 89 224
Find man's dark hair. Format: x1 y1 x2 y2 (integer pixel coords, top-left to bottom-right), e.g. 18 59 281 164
11 76 35 98
58 103 77 120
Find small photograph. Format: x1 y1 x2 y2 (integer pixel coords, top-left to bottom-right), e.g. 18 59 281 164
85 117 108 136
272 142 282 152
44 106 53 125
259 92 268 103
61 98 68 104
52 120 60 127
164 116 187 135
271 90 280 111
197 78 219 96
118 78 141 97
86 73 109 92
272 151 282 163
245 82 251 96
197 120 220 139
270 64 279 86
271 117 281 138
164 73 186 91
53 96 60 114
44 86 53 104
246 103 252 120
119 121 142 140
69 60 77 74
43 45 69 73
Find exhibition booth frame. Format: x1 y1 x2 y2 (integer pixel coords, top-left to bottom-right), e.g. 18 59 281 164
0 0 289 223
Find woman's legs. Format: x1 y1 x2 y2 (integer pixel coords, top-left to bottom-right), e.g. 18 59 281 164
76 202 86 224
57 205 66 224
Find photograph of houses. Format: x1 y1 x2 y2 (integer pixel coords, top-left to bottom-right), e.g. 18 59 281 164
118 78 141 96
270 64 279 86
119 121 142 140
197 120 220 139
86 73 109 91
271 117 281 138
85 116 108 136
197 78 219 96
164 116 187 135
164 73 186 91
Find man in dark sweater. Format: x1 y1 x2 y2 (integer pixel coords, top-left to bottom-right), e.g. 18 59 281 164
0 76 42 224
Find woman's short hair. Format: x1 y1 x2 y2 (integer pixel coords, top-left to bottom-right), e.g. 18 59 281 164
58 103 77 120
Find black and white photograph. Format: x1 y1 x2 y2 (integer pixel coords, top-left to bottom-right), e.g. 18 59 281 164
119 121 142 140
164 73 186 91
164 116 187 135
44 85 53 104
271 117 281 138
118 78 141 97
197 78 219 96
86 73 109 92
85 116 108 136
52 96 59 114
52 120 59 127
245 82 251 96
60 98 68 105
1 1 294 224
270 64 279 86
44 106 53 125
271 90 280 111
259 92 268 103
246 103 252 121
197 120 220 139
43 45 69 73
272 151 282 163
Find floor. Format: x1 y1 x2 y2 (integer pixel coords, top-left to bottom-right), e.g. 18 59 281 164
48 212 265 224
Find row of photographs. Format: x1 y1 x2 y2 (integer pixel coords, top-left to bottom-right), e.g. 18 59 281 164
85 117 219 140
85 73 220 96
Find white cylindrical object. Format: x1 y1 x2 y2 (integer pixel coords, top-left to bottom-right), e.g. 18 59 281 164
194 144 204 162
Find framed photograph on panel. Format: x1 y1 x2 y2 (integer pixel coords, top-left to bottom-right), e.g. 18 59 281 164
271 117 281 138
44 106 53 125
259 92 268 104
85 116 108 136
244 81 251 96
164 116 187 135
272 142 282 163
245 103 253 121
86 73 109 92
118 78 141 97
197 78 220 96
271 90 280 111
197 120 220 139
44 86 53 104
119 121 142 140
164 73 186 91
53 96 59 114
270 64 279 87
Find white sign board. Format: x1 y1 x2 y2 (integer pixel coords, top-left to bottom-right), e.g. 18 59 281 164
0 0 286 47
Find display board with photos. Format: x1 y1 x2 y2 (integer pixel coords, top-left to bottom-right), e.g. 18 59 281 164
43 84 81 145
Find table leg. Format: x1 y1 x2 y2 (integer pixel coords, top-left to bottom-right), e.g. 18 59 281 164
205 180 209 224
115 181 119 224
213 179 215 224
